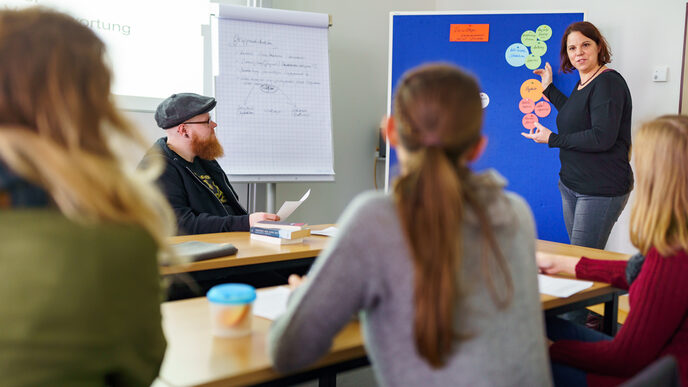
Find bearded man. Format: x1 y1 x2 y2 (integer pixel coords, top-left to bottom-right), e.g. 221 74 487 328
141 93 278 235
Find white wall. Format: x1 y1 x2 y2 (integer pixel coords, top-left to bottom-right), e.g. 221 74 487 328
434 0 687 254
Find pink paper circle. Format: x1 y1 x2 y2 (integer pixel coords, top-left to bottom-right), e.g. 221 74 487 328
519 98 535 114
522 113 538 130
534 101 551 117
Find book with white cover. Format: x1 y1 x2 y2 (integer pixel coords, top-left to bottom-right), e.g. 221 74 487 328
250 233 304 245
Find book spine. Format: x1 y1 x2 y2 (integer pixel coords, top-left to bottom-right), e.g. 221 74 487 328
250 227 287 238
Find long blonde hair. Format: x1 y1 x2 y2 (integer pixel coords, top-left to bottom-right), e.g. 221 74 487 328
0 8 174 251
393 64 513 368
630 115 688 256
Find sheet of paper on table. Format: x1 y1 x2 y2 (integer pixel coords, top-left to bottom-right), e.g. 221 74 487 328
276 189 310 220
311 226 338 237
538 274 593 298
253 286 291 320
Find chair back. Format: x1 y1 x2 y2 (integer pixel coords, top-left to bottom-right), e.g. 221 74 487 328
621 355 680 387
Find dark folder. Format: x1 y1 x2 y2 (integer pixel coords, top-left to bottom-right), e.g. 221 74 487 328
171 241 238 262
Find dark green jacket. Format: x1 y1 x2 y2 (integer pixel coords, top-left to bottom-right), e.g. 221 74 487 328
0 210 166 386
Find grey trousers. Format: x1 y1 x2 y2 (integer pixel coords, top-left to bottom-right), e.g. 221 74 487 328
558 180 630 250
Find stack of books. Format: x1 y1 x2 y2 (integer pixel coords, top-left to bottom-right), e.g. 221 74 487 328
250 221 311 245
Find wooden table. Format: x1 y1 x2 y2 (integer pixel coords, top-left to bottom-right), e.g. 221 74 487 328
162 226 333 276
158 241 630 387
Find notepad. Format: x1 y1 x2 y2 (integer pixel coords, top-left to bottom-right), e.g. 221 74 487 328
253 286 291 320
170 241 238 262
538 274 593 298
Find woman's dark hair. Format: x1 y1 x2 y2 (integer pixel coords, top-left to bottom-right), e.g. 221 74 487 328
559 21 611 73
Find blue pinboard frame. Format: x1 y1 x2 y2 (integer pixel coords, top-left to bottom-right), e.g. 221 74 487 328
386 11 584 243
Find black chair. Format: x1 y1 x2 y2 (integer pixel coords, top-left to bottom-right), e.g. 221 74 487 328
621 355 680 387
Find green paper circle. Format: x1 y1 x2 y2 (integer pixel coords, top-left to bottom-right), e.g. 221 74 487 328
521 30 537 47
531 41 547 56
536 25 552 41
525 54 541 70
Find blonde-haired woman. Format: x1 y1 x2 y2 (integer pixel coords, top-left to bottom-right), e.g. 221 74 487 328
0 8 174 386
268 64 551 386
538 115 688 386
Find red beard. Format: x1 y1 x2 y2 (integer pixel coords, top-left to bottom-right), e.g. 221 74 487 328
191 132 224 160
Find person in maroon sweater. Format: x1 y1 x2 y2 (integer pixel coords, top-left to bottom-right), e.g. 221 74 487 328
536 115 688 387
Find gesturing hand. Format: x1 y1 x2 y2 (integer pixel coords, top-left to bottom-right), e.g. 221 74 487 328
521 122 552 144
533 62 553 90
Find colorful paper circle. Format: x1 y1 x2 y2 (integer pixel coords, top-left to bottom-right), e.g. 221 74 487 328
480 92 490 108
525 54 542 70
520 79 543 102
521 30 537 47
522 113 538 130
505 43 528 67
519 98 535 114
531 41 547 56
536 25 553 41
534 101 551 117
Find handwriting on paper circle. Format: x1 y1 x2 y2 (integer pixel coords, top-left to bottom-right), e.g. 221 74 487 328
521 30 537 47
531 41 547 57
505 43 528 67
534 101 551 117
522 113 538 130
536 25 552 41
519 98 535 114
520 79 543 102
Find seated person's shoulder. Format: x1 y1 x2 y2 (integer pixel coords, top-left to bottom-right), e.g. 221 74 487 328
0 209 157 267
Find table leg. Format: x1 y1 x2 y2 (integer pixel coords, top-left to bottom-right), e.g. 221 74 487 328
602 293 619 336
319 374 337 387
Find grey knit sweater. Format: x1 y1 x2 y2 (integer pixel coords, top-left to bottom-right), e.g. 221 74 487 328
268 171 552 386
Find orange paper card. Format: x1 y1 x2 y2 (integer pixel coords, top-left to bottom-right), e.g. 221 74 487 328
450 24 489 42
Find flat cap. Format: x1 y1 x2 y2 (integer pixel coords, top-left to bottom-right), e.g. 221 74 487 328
155 93 217 129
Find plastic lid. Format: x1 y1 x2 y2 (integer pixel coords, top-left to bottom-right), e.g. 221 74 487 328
206 283 256 304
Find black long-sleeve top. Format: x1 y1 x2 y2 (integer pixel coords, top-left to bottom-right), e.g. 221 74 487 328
545 70 633 196
139 138 249 235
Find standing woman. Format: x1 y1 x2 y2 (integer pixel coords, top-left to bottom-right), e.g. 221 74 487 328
0 8 175 386
522 21 633 250
537 115 688 386
269 64 551 386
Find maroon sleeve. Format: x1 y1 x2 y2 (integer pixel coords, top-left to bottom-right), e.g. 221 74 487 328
575 257 629 290
550 250 688 377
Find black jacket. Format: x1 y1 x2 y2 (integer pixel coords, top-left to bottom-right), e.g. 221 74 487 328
140 138 249 235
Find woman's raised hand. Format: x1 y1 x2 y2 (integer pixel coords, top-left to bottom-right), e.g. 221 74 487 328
533 62 553 90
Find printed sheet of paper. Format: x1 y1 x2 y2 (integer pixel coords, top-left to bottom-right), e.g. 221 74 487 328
276 189 310 220
253 286 291 320
538 274 593 298
311 226 338 237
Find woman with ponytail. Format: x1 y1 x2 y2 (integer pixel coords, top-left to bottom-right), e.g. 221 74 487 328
0 8 174 386
269 64 551 386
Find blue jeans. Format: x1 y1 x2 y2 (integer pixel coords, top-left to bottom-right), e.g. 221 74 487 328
547 316 613 387
558 181 629 249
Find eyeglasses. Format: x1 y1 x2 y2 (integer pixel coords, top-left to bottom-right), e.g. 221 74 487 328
183 118 212 125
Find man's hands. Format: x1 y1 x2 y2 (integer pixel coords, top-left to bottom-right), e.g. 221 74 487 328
249 212 280 227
